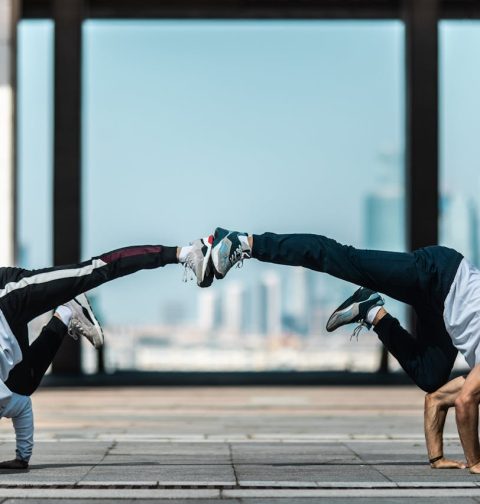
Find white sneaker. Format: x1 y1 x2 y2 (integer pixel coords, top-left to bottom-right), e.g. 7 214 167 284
182 236 214 288
64 293 104 349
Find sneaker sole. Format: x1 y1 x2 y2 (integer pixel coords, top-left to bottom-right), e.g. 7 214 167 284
211 227 230 280
211 245 226 280
326 303 361 332
199 239 213 286
326 292 381 332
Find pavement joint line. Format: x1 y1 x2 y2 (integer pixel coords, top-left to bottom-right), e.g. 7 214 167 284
228 442 240 487
77 439 117 485
341 439 394 486
0 482 478 490
1 437 456 443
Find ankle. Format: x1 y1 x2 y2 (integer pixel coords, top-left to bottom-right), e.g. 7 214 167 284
177 245 191 264
54 305 73 326
373 307 387 326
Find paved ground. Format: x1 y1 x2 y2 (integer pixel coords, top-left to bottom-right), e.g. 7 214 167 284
0 386 478 503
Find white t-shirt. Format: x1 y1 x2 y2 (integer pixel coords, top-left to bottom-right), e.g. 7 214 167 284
0 309 34 461
0 310 22 385
443 258 480 368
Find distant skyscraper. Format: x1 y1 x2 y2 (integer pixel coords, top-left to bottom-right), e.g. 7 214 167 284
222 282 247 335
197 290 219 331
258 271 282 335
365 187 403 251
469 200 480 266
162 301 185 326
364 185 406 336
441 194 479 264
284 267 313 335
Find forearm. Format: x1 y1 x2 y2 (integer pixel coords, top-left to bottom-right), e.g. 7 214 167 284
424 376 466 468
456 398 480 466
424 400 448 461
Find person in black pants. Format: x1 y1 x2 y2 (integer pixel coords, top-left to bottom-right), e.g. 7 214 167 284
210 227 480 472
0 237 214 469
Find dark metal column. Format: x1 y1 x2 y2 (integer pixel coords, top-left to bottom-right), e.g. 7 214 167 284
52 0 84 374
405 0 439 251
378 0 439 373
403 0 439 349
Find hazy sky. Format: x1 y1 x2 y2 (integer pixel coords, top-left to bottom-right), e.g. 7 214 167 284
16 20 480 325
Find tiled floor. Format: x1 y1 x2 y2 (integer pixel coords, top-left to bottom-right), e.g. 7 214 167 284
0 386 477 502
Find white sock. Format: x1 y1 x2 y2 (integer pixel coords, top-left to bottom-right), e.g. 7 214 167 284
55 305 73 326
178 246 192 264
239 234 251 252
366 305 382 325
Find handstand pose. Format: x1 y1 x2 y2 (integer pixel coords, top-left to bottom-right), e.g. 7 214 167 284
0 237 213 469
210 227 479 472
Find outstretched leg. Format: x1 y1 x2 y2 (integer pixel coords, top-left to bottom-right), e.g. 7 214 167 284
0 244 178 326
252 233 421 305
214 229 425 305
213 229 462 308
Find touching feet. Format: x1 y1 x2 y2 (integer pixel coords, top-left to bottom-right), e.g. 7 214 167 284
179 228 252 286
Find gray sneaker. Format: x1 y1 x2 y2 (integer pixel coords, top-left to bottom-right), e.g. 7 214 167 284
326 287 384 338
183 236 214 288
64 293 104 349
211 227 251 279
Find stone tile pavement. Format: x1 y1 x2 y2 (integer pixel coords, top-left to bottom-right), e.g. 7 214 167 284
0 386 478 503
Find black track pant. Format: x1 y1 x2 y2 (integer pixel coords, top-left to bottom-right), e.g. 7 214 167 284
5 317 66 396
253 233 463 393
0 245 178 395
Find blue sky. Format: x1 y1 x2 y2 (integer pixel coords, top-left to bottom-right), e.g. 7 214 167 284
16 20 480 325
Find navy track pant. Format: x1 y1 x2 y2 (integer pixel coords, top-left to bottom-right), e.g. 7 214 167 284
253 232 463 393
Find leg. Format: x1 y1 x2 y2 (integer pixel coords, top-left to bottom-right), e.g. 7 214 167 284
374 311 457 393
5 317 66 396
0 244 177 325
251 233 421 305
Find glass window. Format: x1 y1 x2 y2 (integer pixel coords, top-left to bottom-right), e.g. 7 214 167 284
17 20 53 270
83 20 405 372
440 21 480 370
440 22 480 267
17 20 54 341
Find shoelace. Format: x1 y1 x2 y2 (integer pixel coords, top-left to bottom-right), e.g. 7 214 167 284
229 245 251 270
68 319 87 340
182 257 196 283
350 321 370 341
